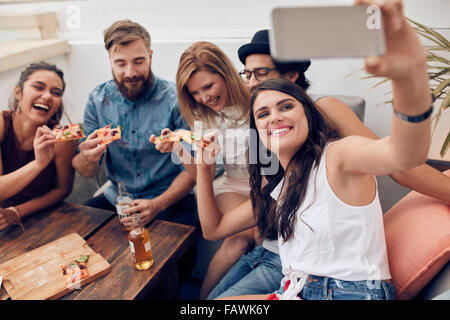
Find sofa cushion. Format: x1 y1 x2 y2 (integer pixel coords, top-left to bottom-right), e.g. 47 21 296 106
384 170 450 300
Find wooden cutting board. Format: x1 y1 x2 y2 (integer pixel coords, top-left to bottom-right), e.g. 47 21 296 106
0 233 110 300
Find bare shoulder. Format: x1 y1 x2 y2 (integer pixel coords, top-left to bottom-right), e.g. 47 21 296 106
315 96 355 117
315 96 347 106
326 136 370 171
315 96 375 138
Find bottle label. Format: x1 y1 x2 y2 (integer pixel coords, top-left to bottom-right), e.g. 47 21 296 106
129 241 136 263
116 204 129 220
129 240 135 253
144 241 151 252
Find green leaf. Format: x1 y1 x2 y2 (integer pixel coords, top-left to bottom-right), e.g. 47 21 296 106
440 131 450 158
417 30 447 47
78 255 89 263
409 18 449 47
432 79 450 97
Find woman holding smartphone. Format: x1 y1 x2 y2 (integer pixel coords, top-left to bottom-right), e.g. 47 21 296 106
195 0 432 299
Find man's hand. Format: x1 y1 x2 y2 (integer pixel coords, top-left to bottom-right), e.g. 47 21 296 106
78 131 106 164
150 128 179 153
0 208 17 231
123 199 163 227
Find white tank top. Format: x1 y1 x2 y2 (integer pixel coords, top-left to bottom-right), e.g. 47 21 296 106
270 144 391 282
262 93 324 254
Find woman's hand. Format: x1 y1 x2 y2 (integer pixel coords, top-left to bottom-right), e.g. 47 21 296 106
0 208 17 231
194 132 220 184
355 0 427 82
195 132 221 168
33 126 57 168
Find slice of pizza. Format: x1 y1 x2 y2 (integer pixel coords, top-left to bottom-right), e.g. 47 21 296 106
53 124 85 142
154 129 210 148
176 130 211 149
61 255 89 286
95 124 121 146
155 131 183 143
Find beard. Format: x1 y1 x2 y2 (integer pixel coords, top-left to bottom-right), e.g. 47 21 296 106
113 66 153 102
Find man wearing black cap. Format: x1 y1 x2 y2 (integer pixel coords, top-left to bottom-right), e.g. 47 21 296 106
207 29 450 300
238 29 312 93
237 30 370 139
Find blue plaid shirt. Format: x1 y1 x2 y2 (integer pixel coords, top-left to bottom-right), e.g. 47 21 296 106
83 74 189 205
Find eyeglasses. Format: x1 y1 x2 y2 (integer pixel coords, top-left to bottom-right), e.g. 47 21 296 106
239 67 277 83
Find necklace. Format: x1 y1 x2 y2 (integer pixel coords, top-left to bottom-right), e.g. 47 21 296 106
218 110 247 128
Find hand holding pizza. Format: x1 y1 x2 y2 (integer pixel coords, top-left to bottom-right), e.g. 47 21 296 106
195 131 221 166
78 131 106 165
33 125 57 169
149 128 179 153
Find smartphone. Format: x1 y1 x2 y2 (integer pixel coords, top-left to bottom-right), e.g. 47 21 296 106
270 5 386 61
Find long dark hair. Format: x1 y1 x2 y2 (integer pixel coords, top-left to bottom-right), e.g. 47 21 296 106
249 79 337 242
8 61 66 128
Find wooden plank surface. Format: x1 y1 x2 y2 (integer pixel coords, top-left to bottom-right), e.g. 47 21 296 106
0 202 114 264
0 233 110 300
0 202 114 300
66 219 196 300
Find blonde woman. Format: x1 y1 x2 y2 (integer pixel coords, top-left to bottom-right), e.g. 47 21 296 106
151 42 256 299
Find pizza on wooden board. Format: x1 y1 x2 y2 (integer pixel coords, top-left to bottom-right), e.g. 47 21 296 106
61 255 89 286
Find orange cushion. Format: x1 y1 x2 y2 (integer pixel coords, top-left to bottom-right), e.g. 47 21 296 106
384 169 450 300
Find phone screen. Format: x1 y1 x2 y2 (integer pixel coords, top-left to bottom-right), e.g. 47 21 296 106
270 5 386 61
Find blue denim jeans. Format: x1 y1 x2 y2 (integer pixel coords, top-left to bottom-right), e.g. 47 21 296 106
276 275 396 300
207 245 284 300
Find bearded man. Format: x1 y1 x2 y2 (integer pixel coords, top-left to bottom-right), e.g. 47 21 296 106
72 20 197 231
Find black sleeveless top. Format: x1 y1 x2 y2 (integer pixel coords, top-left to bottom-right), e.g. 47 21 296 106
0 111 57 208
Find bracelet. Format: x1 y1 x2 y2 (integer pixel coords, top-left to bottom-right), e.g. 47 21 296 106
6 206 26 232
393 104 433 123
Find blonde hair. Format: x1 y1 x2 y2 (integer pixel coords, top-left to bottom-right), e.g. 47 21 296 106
103 19 151 52
176 41 250 128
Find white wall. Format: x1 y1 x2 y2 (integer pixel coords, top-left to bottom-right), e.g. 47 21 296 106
1 0 449 160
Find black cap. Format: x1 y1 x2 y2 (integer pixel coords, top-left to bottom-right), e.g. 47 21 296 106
238 29 311 73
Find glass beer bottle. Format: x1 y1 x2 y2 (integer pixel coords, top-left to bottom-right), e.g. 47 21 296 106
128 214 154 270
115 181 133 231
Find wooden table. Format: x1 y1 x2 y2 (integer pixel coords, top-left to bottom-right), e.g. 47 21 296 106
0 201 196 300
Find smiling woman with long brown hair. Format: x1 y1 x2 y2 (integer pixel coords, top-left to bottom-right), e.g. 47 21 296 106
0 62 76 231
193 0 432 300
